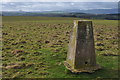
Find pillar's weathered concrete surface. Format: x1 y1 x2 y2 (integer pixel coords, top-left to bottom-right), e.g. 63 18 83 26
64 20 101 73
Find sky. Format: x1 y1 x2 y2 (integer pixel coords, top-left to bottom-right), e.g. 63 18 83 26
0 0 119 11
1 0 120 2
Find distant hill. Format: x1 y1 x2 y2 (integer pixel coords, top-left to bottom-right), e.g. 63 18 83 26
59 8 118 14
79 9 118 14
1 8 119 20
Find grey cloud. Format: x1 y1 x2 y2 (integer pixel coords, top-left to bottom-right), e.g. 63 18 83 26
1 2 118 11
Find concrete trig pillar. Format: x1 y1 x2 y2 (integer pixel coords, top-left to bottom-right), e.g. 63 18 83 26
64 20 101 73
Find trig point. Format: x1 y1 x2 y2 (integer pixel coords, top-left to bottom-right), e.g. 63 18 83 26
64 20 101 73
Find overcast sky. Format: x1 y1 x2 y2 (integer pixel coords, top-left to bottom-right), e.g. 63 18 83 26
0 0 119 11
1 0 120 2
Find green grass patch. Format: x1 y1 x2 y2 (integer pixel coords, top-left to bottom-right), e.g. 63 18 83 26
2 16 119 78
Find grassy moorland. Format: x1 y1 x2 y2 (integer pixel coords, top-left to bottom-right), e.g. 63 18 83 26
2 16 119 78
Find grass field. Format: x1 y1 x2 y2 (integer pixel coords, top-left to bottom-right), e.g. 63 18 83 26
2 16 119 78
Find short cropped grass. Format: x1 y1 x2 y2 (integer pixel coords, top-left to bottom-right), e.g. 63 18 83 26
2 16 119 79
